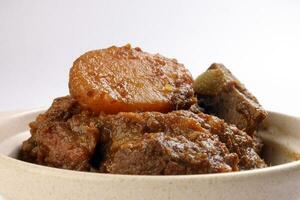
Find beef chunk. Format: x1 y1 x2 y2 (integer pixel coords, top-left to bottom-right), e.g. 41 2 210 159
194 63 267 134
195 112 266 169
21 96 100 171
21 97 266 174
106 132 240 175
100 111 265 174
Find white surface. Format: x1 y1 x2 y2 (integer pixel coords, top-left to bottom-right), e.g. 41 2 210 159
0 0 300 116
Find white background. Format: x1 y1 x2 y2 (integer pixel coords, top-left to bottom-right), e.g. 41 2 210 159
0 0 299 116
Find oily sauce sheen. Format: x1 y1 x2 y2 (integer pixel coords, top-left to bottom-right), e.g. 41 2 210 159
21 44 268 175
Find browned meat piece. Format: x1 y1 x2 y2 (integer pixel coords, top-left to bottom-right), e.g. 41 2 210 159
20 96 100 171
100 111 266 174
69 44 196 114
194 63 267 134
178 103 263 157
21 97 266 174
105 132 237 175
195 112 266 169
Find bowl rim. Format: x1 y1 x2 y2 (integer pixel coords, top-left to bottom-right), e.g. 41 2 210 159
0 109 300 181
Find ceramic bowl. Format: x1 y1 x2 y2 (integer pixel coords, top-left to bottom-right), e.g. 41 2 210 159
0 109 299 200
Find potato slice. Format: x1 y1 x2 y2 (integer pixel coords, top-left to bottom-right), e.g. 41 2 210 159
69 44 195 114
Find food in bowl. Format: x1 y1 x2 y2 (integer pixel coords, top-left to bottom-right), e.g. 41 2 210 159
20 44 268 175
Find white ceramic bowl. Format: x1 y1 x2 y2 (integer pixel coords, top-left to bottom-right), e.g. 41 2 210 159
0 109 300 200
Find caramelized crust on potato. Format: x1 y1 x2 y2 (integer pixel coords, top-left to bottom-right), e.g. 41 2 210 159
69 44 195 114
